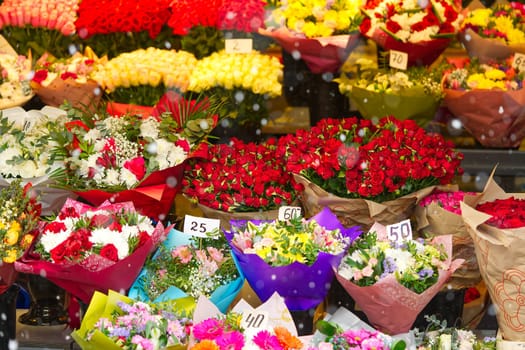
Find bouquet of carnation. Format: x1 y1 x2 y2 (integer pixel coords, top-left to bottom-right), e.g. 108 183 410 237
15 198 169 304
74 0 177 59
277 116 463 229
459 2 525 63
460 171 525 341
443 56 525 148
359 0 463 66
0 0 78 58
0 180 41 295
129 228 244 313
48 102 214 219
335 223 462 335
188 49 282 129
72 290 189 350
337 58 446 125
91 48 197 113
225 207 362 311
260 0 363 73
182 138 303 230
415 188 480 289
31 48 104 110
0 41 33 109
0 106 76 215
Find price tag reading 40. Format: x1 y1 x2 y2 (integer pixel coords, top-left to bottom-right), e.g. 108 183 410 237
183 214 220 238
241 311 269 330
386 219 413 243
278 206 302 221
513 53 525 72
389 50 408 70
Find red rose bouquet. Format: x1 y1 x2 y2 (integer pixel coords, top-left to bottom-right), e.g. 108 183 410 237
15 198 169 304
182 138 302 230
442 56 525 148
0 180 41 295
359 0 463 66
461 172 525 341
277 116 463 229
458 2 525 63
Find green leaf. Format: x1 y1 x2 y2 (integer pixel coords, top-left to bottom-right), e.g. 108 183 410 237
315 320 338 337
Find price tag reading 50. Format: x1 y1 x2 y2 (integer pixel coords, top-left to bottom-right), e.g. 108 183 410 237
278 206 302 221
386 219 413 243
183 214 220 238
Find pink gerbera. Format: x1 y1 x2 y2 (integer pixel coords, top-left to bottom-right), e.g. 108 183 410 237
192 318 225 341
215 331 245 350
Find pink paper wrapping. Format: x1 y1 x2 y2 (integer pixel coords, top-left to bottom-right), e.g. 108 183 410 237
259 27 362 73
74 164 185 221
14 199 170 304
443 88 525 148
368 29 451 67
335 235 463 335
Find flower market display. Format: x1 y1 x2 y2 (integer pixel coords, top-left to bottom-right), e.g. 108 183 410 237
443 56 525 148
0 46 33 109
225 207 362 311
458 2 525 63
278 116 463 228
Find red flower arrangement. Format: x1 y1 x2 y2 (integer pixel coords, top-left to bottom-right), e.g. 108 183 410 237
279 116 462 202
217 0 266 33
419 190 475 215
167 0 223 36
476 197 525 229
182 138 302 213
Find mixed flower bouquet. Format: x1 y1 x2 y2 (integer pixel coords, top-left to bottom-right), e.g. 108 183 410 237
277 116 463 228
0 106 76 215
15 199 169 304
415 188 480 289
0 47 33 109
0 180 41 295
260 0 363 73
31 48 103 109
359 0 463 66
188 50 282 128
91 48 197 111
182 138 302 229
443 56 525 148
337 58 446 124
335 223 462 334
225 207 362 310
0 0 78 58
129 228 244 313
459 2 525 63
72 290 189 350
48 105 206 219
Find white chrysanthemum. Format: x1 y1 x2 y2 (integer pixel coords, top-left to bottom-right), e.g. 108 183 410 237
120 167 140 189
89 228 130 260
13 161 41 178
103 168 121 186
410 26 439 42
121 224 140 241
136 220 155 234
39 230 71 252
0 147 22 167
140 117 160 139
384 248 415 274
93 138 107 152
155 140 187 169
83 128 102 143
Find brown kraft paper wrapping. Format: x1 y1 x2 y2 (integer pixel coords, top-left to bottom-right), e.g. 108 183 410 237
458 28 525 64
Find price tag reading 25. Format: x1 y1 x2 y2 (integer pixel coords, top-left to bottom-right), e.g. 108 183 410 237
278 206 302 221
386 219 413 243
183 214 220 238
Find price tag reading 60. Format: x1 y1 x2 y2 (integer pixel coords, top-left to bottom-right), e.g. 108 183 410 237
278 206 302 221
183 214 220 238
513 53 525 72
386 219 413 243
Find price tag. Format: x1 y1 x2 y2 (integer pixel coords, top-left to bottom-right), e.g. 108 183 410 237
225 39 253 54
513 53 525 72
183 214 220 238
278 206 302 221
389 50 408 70
386 219 413 243
241 311 269 330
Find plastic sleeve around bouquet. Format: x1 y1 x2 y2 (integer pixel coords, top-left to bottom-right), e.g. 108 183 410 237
367 29 451 67
74 164 185 221
460 172 525 341
31 78 101 110
294 174 436 231
443 88 525 148
14 200 169 304
128 228 245 313
224 207 362 311
258 27 362 74
71 290 186 350
335 235 463 335
0 175 76 217
349 85 440 126
458 28 525 64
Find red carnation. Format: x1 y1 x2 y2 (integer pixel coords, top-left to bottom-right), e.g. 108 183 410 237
100 244 119 262
32 70 48 84
123 157 147 181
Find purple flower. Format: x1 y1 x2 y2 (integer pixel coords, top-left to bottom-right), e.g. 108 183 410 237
382 256 396 274
109 327 131 338
418 269 434 279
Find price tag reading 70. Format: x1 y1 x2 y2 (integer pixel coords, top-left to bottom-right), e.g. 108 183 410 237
389 50 408 70
183 214 220 238
386 219 413 243
278 206 302 221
